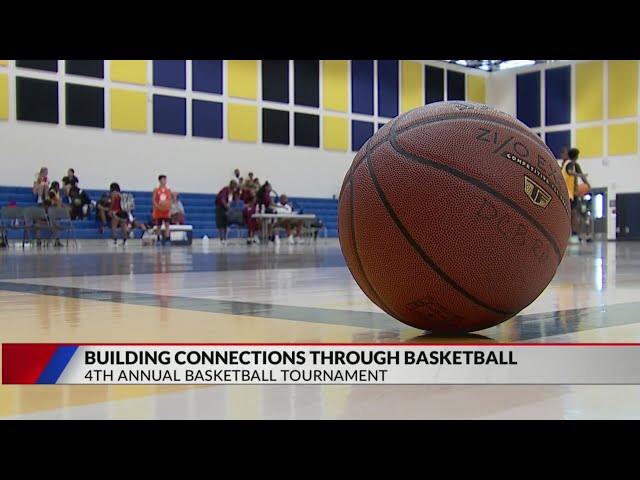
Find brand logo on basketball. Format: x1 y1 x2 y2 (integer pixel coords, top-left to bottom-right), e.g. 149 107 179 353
524 176 552 208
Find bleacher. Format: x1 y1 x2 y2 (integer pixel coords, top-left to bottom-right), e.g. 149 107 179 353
0 186 339 240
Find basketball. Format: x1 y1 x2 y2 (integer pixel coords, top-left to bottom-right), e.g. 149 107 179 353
160 199 171 211
577 182 591 197
338 101 571 333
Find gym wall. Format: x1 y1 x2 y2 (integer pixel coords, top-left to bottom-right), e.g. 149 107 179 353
0 60 486 198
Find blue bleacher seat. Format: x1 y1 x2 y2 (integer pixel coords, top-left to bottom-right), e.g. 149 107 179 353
0 186 339 240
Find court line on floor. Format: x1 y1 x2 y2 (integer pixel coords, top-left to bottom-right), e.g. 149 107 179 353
1 281 639 342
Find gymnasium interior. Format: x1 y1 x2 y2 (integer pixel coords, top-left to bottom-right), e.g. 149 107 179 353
1 59 639 419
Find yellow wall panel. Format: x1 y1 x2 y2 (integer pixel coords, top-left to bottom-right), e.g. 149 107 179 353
323 116 348 151
110 60 147 85
0 74 8 120
111 89 147 132
608 122 637 155
228 60 258 100
401 60 422 113
575 126 603 158
0 60 8 66
467 74 486 104
323 60 348 112
608 60 638 119
576 61 604 122
228 103 257 142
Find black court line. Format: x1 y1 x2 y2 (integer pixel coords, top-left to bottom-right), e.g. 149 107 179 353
1 281 640 343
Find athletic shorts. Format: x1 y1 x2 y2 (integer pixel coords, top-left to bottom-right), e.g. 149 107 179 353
114 211 128 221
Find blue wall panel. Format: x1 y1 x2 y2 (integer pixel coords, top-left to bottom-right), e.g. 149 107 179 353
545 66 571 126
153 60 186 89
517 71 541 128
351 60 374 115
192 60 223 94
377 60 399 118
153 95 186 136
352 120 374 152
545 130 571 160
192 99 223 139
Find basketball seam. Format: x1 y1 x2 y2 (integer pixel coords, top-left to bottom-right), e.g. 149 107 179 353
347 153 399 320
396 115 569 217
352 115 566 217
388 124 564 263
396 111 554 158
365 118 516 317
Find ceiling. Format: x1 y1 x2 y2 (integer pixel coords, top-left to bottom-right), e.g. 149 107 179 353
442 60 563 72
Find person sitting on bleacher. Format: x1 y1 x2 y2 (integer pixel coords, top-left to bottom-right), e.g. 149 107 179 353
32 167 49 205
47 181 63 207
170 192 185 225
68 186 91 220
61 168 79 200
96 193 112 234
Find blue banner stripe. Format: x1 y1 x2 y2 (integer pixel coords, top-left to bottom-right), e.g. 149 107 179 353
36 346 79 384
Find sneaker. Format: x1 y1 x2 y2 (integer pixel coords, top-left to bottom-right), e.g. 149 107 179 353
287 235 295 245
247 238 253 245
253 236 260 245
113 239 118 246
54 240 63 247
568 235 580 245
122 238 127 247
274 235 280 245
221 239 226 246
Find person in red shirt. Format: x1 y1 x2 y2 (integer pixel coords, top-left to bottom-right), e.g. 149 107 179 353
153 174 172 246
216 180 237 245
242 193 259 245
110 182 129 246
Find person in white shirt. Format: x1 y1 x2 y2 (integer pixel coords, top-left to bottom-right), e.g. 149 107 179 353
231 168 241 185
274 194 303 244
170 192 185 225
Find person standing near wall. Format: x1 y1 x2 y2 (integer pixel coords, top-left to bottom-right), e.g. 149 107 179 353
110 182 129 247
231 168 241 185
562 148 591 244
216 180 237 245
152 175 172 246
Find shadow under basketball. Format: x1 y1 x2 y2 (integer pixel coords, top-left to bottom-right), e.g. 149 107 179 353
406 332 497 344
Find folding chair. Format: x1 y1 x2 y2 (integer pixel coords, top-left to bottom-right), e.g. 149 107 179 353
226 206 247 243
47 206 78 247
1 206 29 248
23 206 54 247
